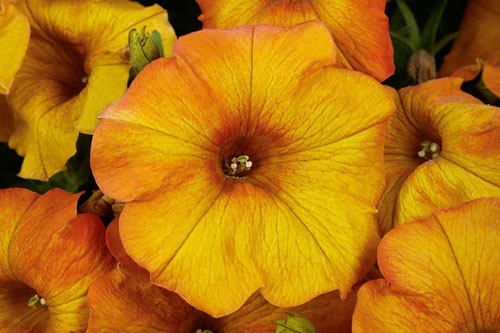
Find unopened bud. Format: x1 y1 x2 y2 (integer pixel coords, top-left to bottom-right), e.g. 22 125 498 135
408 50 436 84
128 27 165 82
274 311 316 333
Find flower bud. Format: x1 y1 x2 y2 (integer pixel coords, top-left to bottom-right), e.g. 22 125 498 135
128 26 165 81
274 311 316 333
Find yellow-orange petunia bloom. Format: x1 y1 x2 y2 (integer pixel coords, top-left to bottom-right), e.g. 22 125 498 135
2 0 176 180
195 0 394 82
377 77 500 235
90 22 396 317
0 0 30 95
353 198 500 332
87 219 365 332
0 188 114 331
439 0 500 98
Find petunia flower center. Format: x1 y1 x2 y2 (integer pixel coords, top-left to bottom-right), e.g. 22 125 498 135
222 155 253 178
417 140 441 160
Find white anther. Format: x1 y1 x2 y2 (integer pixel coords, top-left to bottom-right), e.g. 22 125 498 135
40 298 46 305
245 161 252 169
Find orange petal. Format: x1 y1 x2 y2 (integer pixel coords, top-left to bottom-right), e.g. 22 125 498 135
87 269 201 333
0 1 30 94
5 0 176 180
0 188 114 332
195 0 394 81
88 268 364 333
353 198 500 332
92 22 395 317
378 78 500 233
105 218 148 278
482 60 500 97
212 287 362 333
439 0 500 76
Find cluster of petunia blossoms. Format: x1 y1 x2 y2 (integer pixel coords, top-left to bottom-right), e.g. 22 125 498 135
0 0 499 332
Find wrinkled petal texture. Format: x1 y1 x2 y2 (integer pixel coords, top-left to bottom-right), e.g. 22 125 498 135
378 78 500 235
353 198 500 332
6 0 176 180
92 218 362 333
89 218 202 333
439 0 500 77
91 22 395 317
0 188 114 332
195 0 394 81
0 0 30 94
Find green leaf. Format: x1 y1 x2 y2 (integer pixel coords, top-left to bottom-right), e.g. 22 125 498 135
421 0 448 50
274 312 316 333
429 31 459 55
395 0 420 47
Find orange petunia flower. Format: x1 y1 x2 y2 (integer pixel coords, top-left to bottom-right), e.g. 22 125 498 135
0 188 114 331
90 22 396 317
439 0 500 98
0 0 30 95
377 77 500 235
87 219 366 332
353 198 500 332
195 0 394 82
2 0 176 180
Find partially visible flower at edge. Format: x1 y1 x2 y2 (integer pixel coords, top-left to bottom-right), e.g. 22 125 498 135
0 0 176 181
90 22 396 317
0 0 30 95
195 0 395 82
0 188 114 331
87 219 370 333
377 77 500 235
353 198 500 332
439 0 500 99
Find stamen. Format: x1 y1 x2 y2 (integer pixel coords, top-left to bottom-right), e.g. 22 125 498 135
223 155 253 177
28 294 40 307
417 140 441 160
81 76 88 84
40 298 46 305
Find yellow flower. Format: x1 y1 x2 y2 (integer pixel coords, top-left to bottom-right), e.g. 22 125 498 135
0 0 30 95
354 198 500 332
378 78 500 235
90 22 395 317
3 0 176 180
195 0 395 81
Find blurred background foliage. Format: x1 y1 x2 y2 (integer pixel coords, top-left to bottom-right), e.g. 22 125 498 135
0 0 472 195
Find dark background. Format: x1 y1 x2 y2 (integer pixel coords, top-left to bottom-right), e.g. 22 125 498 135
0 0 470 196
